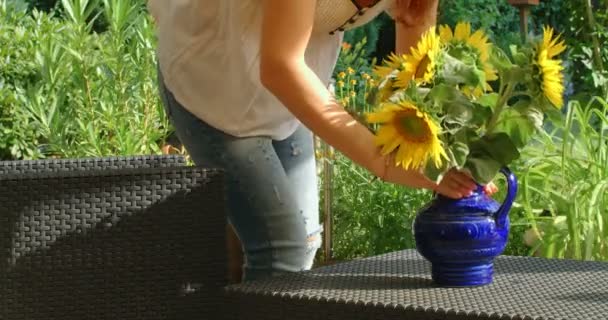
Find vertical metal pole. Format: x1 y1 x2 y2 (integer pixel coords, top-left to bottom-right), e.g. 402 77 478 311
319 82 337 265
322 140 333 263
518 5 530 42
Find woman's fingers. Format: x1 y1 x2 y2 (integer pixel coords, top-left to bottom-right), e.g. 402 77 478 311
433 169 477 199
483 182 499 195
446 169 476 190
433 170 501 199
434 184 465 199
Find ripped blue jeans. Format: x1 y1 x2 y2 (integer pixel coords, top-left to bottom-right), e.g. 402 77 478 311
158 73 322 282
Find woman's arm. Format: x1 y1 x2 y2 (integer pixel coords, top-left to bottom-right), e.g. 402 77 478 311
392 0 439 54
259 0 474 198
260 1 383 178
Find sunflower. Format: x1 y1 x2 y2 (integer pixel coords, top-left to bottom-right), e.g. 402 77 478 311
439 22 497 95
366 101 447 170
536 26 566 108
394 27 441 88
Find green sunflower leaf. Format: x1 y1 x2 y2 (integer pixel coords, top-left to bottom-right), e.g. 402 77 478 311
510 45 529 65
465 132 520 183
477 93 499 109
427 84 475 126
504 65 528 84
451 141 470 168
471 102 494 127
493 100 543 148
424 154 449 182
490 46 513 72
438 53 486 88
514 100 544 130
465 155 502 185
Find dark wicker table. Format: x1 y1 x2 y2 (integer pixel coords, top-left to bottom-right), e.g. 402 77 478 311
225 249 608 320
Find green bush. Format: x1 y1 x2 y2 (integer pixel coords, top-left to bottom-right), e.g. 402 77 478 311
0 0 170 160
1 2 49 159
558 1 608 100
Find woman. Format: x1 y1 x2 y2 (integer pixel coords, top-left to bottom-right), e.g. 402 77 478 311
149 0 477 282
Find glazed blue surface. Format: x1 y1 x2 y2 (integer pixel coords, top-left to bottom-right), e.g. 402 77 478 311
413 168 518 287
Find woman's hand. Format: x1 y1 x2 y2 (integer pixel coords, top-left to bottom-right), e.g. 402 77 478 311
434 170 500 198
393 0 438 54
378 157 476 199
378 153 483 199
434 169 477 199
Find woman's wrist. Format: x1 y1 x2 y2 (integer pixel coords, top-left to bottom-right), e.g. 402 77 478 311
368 152 389 181
379 157 438 191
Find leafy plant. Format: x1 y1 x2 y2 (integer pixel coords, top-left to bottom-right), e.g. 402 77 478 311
518 97 608 260
0 1 47 159
0 0 170 159
324 153 432 260
561 1 608 99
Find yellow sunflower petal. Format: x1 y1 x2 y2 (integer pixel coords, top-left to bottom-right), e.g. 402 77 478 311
467 30 490 60
439 25 453 43
374 53 407 79
538 50 565 108
378 128 402 155
454 22 471 41
375 125 398 146
366 104 400 123
373 66 394 79
485 66 498 81
542 26 566 58
537 27 567 108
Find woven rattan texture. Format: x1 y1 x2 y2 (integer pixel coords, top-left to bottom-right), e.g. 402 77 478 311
0 155 187 176
0 166 226 320
225 249 608 320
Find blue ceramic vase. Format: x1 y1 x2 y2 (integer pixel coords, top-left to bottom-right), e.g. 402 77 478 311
413 167 518 287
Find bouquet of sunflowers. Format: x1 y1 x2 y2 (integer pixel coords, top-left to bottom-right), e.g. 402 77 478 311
364 23 567 184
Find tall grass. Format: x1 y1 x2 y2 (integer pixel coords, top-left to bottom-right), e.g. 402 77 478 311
519 98 608 260
0 0 169 160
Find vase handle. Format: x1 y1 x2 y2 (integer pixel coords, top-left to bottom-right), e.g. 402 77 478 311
495 167 518 229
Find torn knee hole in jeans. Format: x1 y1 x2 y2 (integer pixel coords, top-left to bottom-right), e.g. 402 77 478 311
306 234 319 242
306 232 322 254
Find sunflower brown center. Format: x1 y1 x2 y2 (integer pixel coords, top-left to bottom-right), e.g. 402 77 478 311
393 109 432 143
415 55 431 79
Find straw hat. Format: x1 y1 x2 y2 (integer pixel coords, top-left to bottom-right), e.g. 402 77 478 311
313 0 394 34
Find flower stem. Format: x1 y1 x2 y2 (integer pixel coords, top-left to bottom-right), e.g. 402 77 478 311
510 91 530 98
486 83 515 134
